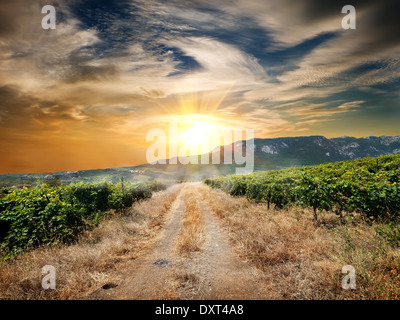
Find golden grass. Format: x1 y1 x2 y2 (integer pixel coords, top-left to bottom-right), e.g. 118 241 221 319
331 220 400 299
197 184 400 300
0 184 182 300
2 181 398 300
176 190 205 256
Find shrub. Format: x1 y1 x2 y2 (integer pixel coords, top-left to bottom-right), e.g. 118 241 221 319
0 180 157 258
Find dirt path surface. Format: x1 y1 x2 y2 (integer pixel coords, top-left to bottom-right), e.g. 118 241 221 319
87 183 267 300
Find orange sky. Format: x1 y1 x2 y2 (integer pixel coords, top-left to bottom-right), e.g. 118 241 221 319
1 0 400 174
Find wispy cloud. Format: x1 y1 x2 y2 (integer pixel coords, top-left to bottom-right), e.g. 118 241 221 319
0 0 399 172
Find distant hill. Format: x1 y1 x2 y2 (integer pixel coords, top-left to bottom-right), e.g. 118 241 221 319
142 135 400 178
1 135 400 185
250 135 400 170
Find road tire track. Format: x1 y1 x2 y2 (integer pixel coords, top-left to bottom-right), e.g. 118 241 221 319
87 188 186 299
86 184 267 300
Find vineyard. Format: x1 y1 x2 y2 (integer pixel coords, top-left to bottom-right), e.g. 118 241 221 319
204 154 400 222
0 180 166 258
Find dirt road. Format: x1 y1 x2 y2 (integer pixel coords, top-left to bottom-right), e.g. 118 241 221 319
87 183 267 300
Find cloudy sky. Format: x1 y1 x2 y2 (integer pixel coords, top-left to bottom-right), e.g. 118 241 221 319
0 0 400 173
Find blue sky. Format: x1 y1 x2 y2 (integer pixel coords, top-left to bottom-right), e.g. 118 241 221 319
0 0 399 172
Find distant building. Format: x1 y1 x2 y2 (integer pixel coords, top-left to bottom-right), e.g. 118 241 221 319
130 170 146 174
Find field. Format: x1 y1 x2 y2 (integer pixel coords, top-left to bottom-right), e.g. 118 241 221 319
0 180 166 258
0 155 399 299
205 154 400 223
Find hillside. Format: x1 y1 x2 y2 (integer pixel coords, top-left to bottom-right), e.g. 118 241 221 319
204 153 400 221
252 135 400 169
1 135 400 186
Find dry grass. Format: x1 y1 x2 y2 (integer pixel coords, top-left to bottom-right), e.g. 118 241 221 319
197 184 400 300
0 184 182 300
2 181 398 300
176 190 205 256
331 220 400 299
174 272 200 289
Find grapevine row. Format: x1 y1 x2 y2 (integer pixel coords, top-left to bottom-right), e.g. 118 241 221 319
0 180 166 258
204 154 400 221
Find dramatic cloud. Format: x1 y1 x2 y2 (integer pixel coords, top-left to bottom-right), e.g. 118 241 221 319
0 0 399 173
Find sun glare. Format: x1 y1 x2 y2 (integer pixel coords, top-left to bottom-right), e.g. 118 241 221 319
177 115 224 154
180 121 211 145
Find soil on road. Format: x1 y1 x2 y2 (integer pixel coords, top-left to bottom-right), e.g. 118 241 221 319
87 183 268 300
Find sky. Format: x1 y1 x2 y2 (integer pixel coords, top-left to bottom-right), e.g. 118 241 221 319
0 0 400 173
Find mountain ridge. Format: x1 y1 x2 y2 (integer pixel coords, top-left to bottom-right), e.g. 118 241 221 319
1 135 399 184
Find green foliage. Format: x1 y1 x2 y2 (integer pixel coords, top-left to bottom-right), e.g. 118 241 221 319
376 222 400 248
0 180 163 258
204 154 400 221
148 180 167 192
43 179 63 187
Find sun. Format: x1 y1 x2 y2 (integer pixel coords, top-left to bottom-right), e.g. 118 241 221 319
180 121 212 146
176 115 225 155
